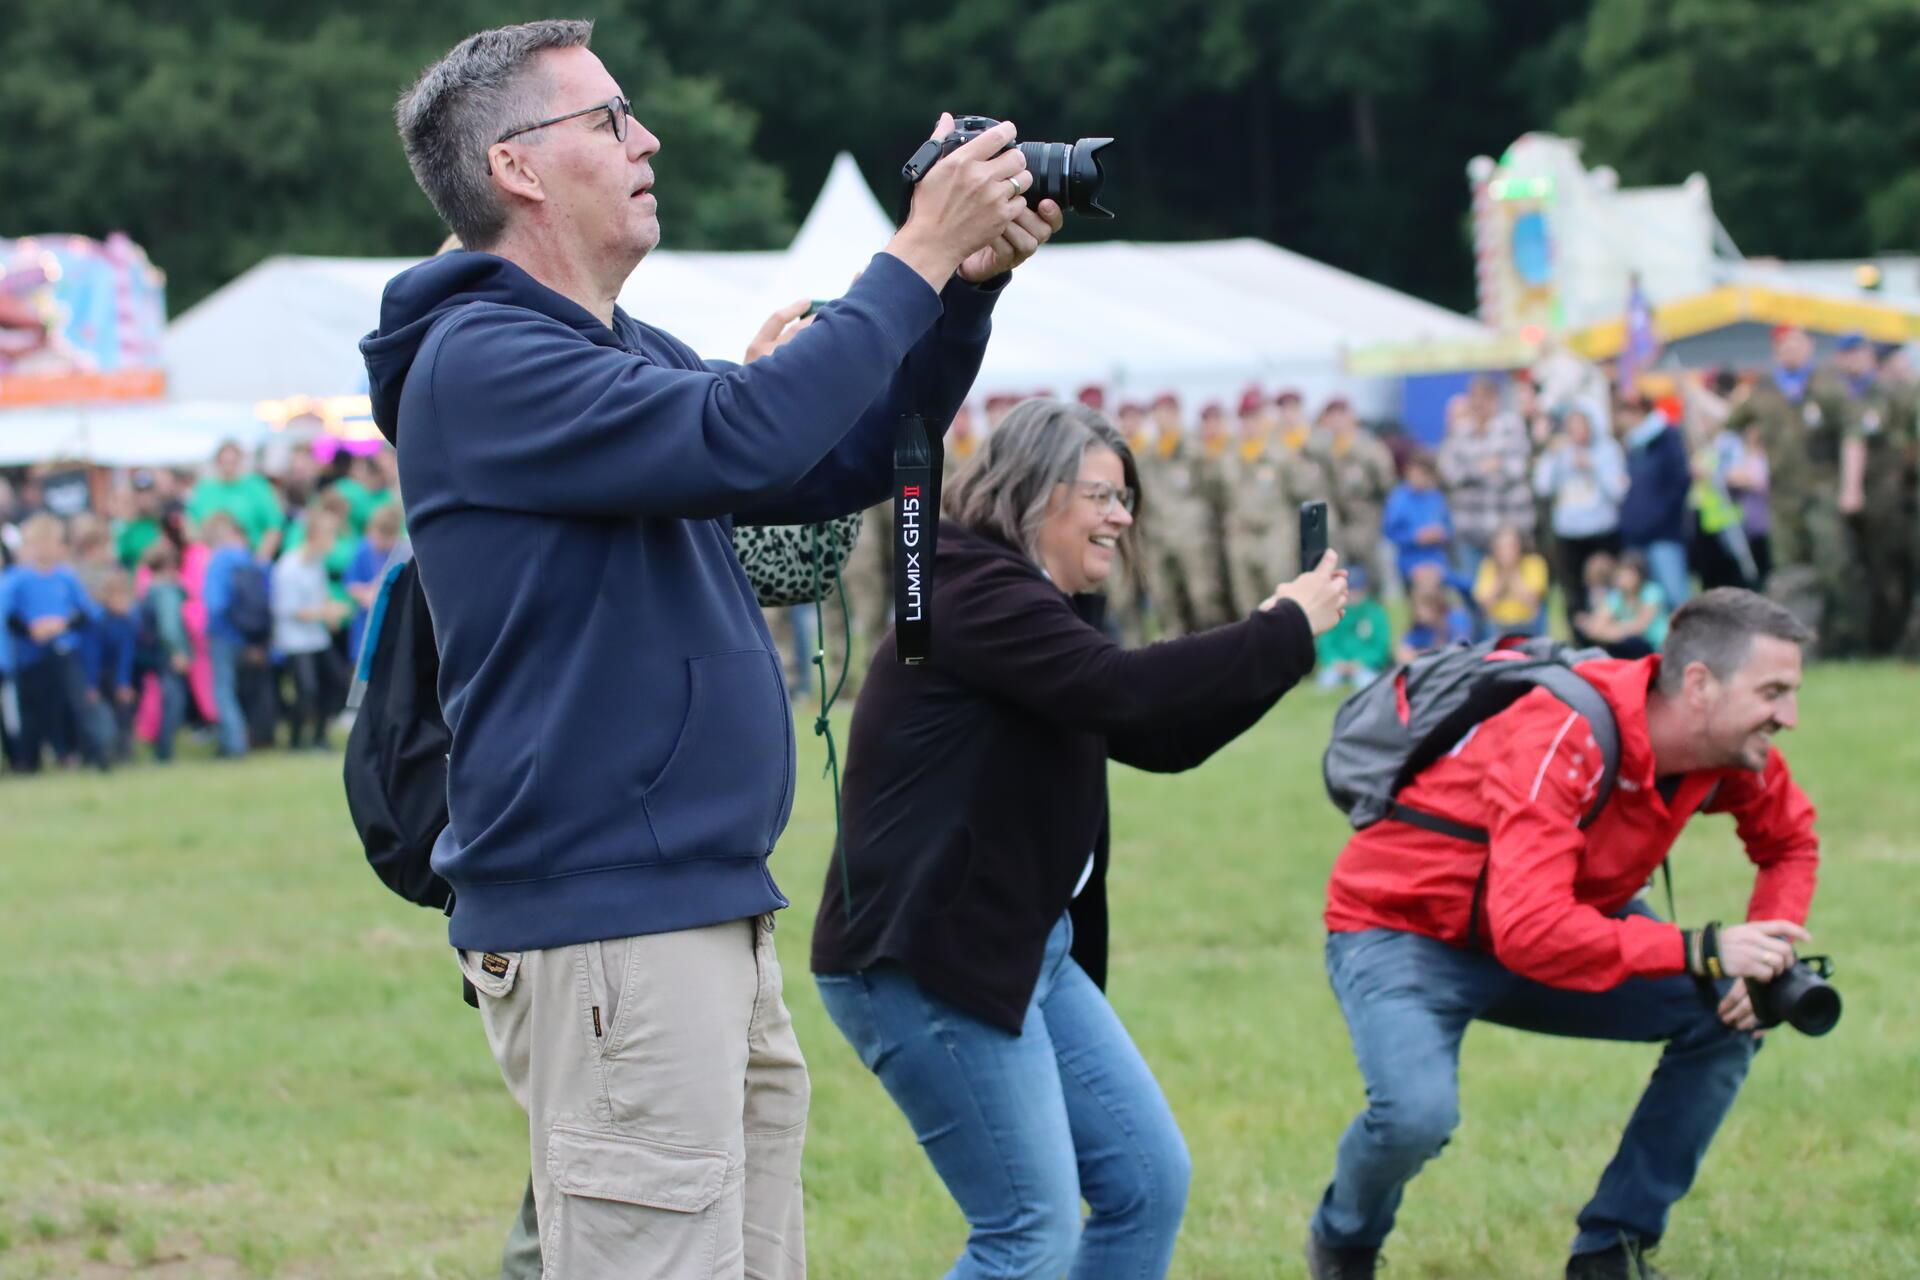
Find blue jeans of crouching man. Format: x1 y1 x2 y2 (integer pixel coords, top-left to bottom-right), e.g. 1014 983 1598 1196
817 913 1193 1280
1312 902 1757 1259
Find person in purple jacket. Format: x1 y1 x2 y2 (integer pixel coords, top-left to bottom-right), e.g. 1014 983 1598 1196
363 20 1059 1275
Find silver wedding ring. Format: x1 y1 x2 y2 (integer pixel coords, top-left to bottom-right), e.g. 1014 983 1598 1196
1008 174 1026 196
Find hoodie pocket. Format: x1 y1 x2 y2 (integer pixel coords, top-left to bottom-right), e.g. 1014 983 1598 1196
643 650 793 861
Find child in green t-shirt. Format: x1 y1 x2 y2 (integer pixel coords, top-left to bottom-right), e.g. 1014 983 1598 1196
1316 567 1392 690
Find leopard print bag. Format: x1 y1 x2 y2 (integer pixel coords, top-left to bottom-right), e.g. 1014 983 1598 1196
731 513 864 607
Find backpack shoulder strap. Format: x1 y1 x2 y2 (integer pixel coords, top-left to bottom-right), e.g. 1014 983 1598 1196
1520 665 1621 828
346 559 414 710
1390 663 1622 841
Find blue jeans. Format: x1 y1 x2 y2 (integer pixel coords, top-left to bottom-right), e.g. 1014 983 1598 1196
816 914 1192 1280
786 605 816 699
1311 905 1756 1257
1638 539 1693 611
207 634 248 757
1451 540 1488 589
154 671 188 762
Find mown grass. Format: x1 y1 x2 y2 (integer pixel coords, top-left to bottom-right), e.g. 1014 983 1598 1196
2 663 1916 1277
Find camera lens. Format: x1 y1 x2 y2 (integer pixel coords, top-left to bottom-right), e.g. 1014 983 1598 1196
1760 960 1843 1036
1015 138 1115 220
1785 979 1842 1036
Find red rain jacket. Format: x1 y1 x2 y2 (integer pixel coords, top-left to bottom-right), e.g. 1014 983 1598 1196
1325 655 1819 991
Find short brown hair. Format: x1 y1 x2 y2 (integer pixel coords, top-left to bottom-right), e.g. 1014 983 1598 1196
396 20 595 249
141 541 180 574
1658 588 1814 692
368 503 405 539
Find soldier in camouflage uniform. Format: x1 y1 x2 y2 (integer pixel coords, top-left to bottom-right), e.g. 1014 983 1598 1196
1192 401 1239 622
1225 389 1326 615
1723 326 1866 656
1883 349 1920 660
1311 397 1397 577
1138 394 1232 636
1834 337 1918 652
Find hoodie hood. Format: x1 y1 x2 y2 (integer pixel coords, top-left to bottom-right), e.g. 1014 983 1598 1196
359 251 618 444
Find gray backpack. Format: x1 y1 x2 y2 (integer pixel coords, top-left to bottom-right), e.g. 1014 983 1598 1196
1322 635 1621 844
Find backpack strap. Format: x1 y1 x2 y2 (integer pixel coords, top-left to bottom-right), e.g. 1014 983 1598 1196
1386 803 1488 843
346 560 410 711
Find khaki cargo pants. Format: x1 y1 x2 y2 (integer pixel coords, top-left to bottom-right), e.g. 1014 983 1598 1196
460 914 808 1279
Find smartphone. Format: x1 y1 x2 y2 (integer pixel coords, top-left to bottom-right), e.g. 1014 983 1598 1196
802 299 832 318
1300 500 1329 574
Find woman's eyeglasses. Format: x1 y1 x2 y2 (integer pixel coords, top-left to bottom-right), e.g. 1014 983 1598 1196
1073 481 1136 517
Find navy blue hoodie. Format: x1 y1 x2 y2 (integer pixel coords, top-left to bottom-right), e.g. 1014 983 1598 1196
360 249 998 952
1618 412 1693 547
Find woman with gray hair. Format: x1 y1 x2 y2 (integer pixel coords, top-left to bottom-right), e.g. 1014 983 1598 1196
811 397 1347 1278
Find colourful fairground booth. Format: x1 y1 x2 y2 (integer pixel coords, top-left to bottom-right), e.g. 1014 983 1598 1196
0 233 167 411
0 233 383 509
1345 132 1920 441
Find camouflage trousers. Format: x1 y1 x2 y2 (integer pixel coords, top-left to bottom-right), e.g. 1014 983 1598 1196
1899 505 1920 660
1226 518 1297 622
1768 493 1868 658
1857 502 1914 654
1143 519 1234 637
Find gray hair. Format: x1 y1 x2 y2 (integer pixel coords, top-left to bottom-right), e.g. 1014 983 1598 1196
396 20 594 249
1658 588 1815 693
943 398 1141 563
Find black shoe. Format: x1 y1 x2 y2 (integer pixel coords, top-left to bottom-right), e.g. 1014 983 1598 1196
1306 1228 1383 1279
1567 1239 1668 1280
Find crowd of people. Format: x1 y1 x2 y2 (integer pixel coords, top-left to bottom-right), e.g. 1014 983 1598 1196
833 323 1913 694
0 441 406 774
5 324 1914 777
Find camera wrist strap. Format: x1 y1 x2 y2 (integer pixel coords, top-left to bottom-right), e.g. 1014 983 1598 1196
893 413 940 663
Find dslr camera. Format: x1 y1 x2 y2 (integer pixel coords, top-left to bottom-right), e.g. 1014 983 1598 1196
1749 955 1841 1036
902 115 1114 219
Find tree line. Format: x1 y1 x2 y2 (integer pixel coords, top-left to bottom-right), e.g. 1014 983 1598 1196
3 0 1913 315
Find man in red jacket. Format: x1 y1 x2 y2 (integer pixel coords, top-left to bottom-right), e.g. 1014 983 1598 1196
1306 590 1819 1280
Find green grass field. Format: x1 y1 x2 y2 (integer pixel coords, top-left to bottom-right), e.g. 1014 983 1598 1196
3 664 1918 1278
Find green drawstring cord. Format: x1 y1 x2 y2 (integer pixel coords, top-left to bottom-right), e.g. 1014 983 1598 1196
808 521 855 920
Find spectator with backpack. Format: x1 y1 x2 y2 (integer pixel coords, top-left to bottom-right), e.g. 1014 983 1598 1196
362 21 1056 1275
1306 590 1821 1280
201 511 272 757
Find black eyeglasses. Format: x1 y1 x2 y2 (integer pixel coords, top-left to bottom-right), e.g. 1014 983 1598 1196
495 95 632 146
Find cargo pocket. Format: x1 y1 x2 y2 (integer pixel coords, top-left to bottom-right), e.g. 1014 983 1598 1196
643 651 793 860
544 1125 731 1278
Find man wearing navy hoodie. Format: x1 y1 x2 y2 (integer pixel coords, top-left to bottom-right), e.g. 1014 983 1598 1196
362 19 1058 1278
1618 392 1695 614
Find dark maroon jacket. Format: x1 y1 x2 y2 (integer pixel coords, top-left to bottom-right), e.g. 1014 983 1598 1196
810 520 1318 1032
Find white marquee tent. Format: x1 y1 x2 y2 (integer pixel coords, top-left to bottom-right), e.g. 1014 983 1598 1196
5 153 1495 464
